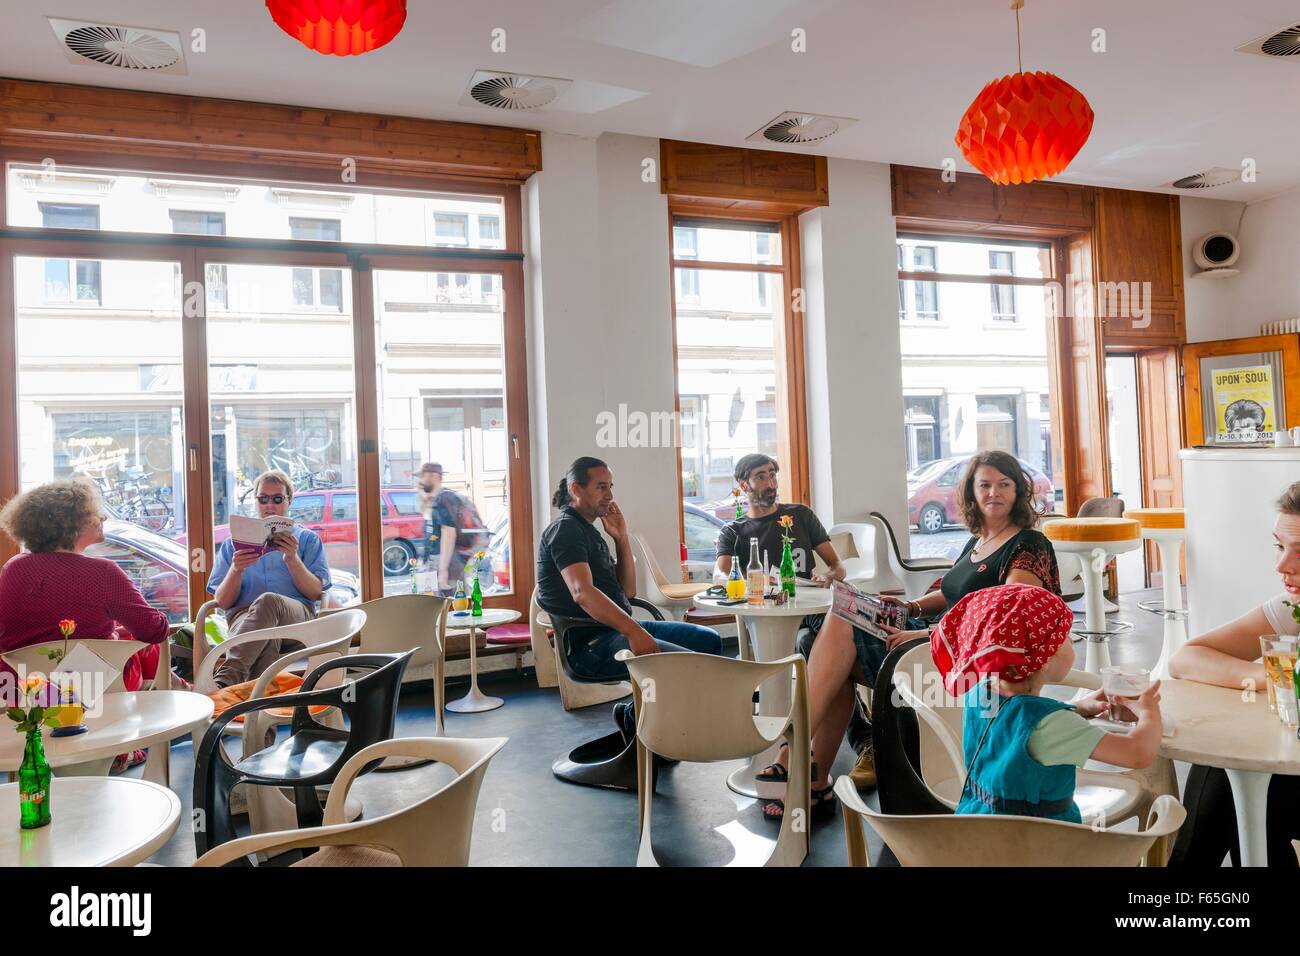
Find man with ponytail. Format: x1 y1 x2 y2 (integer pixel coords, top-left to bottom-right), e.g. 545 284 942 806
536 456 721 691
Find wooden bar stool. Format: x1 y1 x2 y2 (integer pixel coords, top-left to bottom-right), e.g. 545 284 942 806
1042 517 1142 673
1126 508 1187 679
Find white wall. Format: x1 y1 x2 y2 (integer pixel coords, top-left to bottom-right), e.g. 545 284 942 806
801 158 911 547
526 141 912 570
524 132 680 569
1180 195 1247 342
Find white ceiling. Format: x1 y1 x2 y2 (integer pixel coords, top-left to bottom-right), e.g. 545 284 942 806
6 0 1299 202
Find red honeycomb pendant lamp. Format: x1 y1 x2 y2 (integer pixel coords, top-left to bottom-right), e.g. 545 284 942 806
266 0 407 56
954 1 1094 185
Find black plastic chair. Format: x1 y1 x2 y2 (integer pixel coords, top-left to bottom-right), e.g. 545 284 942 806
870 637 951 817
549 597 663 791
193 650 414 859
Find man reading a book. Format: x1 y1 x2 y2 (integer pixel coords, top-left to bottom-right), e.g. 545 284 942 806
206 469 332 688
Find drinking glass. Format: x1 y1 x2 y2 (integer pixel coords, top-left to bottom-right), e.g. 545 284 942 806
1261 637 1299 728
1100 665 1151 724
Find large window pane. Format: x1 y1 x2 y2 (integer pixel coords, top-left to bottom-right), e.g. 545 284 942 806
8 163 506 250
374 269 512 597
898 236 1057 559
673 220 782 265
15 257 187 557
675 264 783 510
207 263 360 603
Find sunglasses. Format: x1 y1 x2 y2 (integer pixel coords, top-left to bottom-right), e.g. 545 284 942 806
256 494 287 505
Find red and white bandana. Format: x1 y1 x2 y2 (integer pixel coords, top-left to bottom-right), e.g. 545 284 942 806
930 583 1073 696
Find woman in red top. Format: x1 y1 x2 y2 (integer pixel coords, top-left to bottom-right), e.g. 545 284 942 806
0 477 169 703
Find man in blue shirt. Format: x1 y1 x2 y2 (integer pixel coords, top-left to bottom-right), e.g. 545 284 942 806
207 470 332 688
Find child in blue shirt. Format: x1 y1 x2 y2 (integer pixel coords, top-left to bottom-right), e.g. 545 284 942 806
931 583 1163 822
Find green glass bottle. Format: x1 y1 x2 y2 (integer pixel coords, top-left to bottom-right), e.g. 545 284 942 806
735 495 744 521
1294 653 1300 741
19 727 51 830
471 574 483 616
780 537 797 598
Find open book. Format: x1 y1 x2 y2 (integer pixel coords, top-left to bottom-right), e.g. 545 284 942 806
230 514 295 556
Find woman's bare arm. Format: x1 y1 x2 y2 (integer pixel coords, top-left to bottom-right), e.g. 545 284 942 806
1169 605 1272 691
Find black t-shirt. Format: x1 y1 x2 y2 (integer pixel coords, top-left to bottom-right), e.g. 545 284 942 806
939 527 1061 609
716 503 831 579
536 506 632 619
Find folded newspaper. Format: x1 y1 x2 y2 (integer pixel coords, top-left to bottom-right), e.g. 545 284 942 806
230 514 295 556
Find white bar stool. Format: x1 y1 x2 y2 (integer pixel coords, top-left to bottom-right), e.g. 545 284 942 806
1126 508 1188 679
1042 517 1143 674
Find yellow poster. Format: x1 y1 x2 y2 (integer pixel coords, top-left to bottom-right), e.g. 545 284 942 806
1213 365 1275 443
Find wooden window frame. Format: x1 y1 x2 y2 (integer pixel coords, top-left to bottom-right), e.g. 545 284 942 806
667 204 810 544
0 150 534 617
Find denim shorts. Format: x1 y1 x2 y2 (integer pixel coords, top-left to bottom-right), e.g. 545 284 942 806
796 613 890 687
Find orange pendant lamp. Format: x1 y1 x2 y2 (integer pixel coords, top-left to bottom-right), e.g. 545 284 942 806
266 0 407 56
955 0 1093 185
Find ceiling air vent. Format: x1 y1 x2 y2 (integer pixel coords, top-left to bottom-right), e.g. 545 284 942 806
747 112 857 145
1236 24 1300 57
1167 167 1242 190
49 18 185 73
459 71 572 111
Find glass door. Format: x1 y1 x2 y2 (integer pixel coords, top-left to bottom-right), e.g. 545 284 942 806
372 266 523 600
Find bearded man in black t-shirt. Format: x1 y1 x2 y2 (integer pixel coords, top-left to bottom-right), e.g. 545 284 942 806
712 453 879 795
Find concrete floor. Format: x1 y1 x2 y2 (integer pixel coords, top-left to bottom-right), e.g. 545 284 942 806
137 586 1177 867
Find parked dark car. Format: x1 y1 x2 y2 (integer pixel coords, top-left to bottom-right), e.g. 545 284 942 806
907 455 1054 534
89 519 361 625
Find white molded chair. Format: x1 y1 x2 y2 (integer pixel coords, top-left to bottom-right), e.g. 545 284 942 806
531 589 630 711
193 736 507 867
2 637 148 695
890 642 1176 850
618 650 810 867
823 522 900 592
630 532 699 621
836 777 1185 867
867 512 953 600
345 594 449 735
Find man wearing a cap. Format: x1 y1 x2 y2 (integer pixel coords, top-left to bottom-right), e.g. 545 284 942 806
416 462 478 594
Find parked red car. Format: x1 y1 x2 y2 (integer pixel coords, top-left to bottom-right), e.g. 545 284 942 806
213 487 425 576
907 455 1054 534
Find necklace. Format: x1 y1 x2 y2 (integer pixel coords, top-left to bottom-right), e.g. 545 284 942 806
972 524 1014 562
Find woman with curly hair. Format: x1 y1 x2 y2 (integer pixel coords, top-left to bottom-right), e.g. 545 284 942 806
0 477 169 721
757 449 1061 821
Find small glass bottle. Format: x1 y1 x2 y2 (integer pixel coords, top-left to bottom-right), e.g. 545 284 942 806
19 728 51 830
746 539 765 606
726 547 746 600
453 579 469 613
471 574 483 616
780 537 797 598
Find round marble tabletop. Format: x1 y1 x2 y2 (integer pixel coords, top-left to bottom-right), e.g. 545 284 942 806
1158 678 1300 775
0 777 181 866
694 585 833 617
444 608 521 631
0 691 214 774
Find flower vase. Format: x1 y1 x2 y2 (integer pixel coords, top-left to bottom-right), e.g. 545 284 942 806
19 727 51 830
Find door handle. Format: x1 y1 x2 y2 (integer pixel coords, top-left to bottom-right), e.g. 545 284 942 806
512 434 520 459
